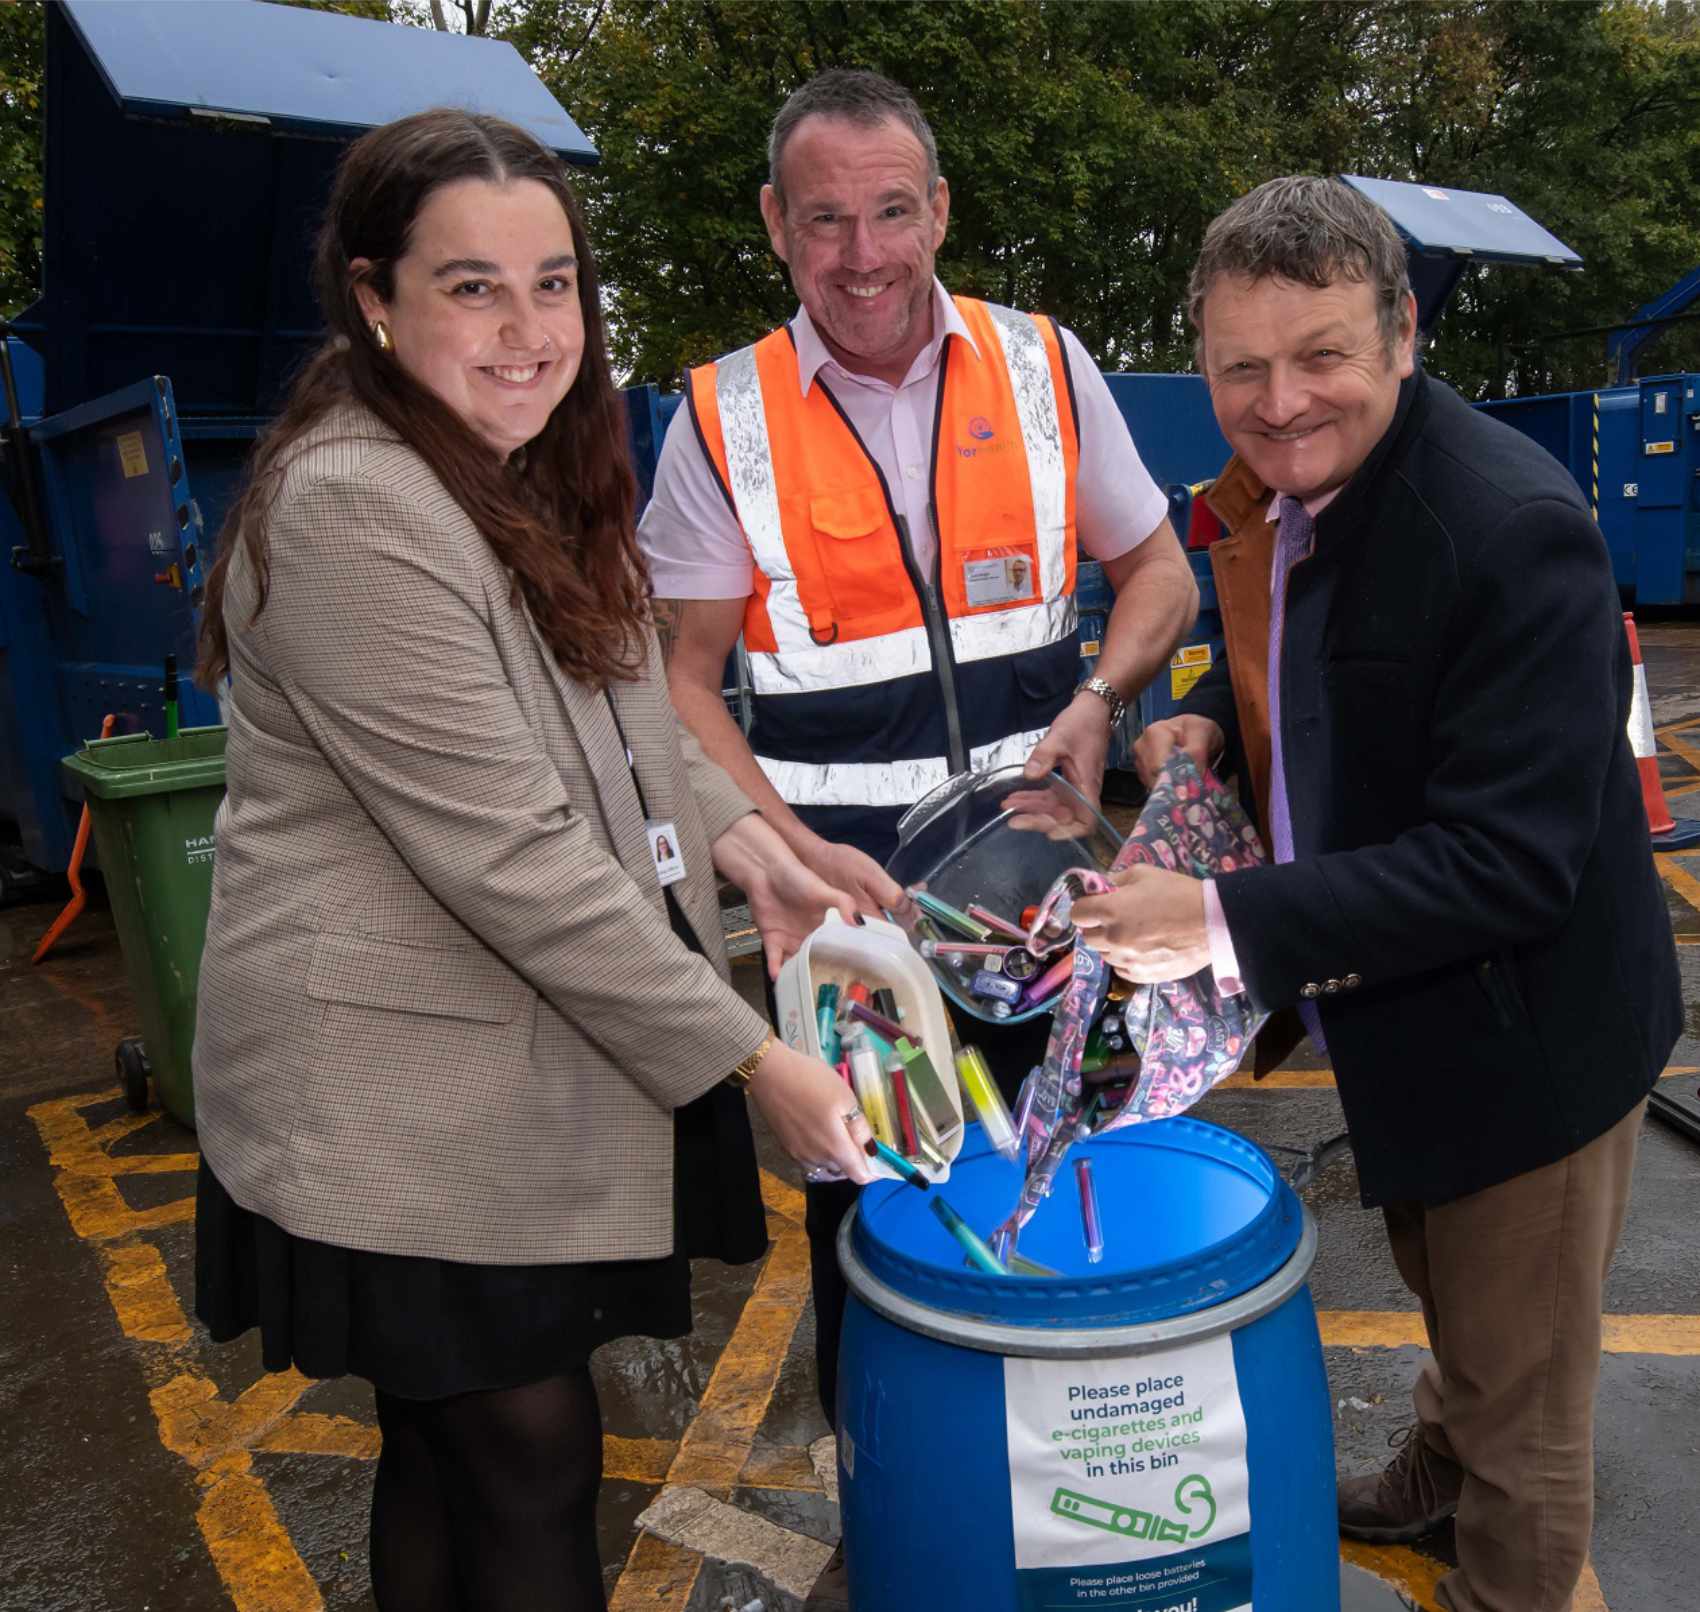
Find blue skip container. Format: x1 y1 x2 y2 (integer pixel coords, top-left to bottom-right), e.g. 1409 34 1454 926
837 1119 1337 1612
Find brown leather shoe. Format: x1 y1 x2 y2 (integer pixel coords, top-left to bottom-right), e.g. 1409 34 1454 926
1337 1423 1464 1543
803 1543 849 1612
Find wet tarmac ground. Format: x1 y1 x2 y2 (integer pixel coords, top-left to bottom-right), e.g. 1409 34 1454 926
5 625 1700 1612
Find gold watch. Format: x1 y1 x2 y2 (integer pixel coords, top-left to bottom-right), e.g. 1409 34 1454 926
727 1030 776 1090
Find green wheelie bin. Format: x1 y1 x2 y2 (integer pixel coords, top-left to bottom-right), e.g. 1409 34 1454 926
60 726 227 1127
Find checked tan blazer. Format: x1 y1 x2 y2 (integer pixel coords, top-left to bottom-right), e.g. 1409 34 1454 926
194 404 770 1264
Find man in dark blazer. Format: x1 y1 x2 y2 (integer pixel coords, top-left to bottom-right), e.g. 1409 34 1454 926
1072 177 1680 1612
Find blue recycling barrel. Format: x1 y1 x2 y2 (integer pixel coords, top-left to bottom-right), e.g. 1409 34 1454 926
837 1118 1337 1612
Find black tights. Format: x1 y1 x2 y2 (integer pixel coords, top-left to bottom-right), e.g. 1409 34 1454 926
370 1370 607 1612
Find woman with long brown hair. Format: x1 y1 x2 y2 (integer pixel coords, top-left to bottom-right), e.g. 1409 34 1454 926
191 109 874 1610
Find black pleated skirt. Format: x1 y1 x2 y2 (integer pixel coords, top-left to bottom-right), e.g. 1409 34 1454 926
196 899 769 1400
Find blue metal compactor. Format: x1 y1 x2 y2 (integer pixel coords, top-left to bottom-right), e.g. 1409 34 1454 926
0 0 595 885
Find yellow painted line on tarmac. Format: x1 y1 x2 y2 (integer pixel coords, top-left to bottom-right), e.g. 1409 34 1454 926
1657 854 1700 925
1221 1067 1336 1088
31 1091 832 1611
28 1087 196 1241
607 1531 704 1611
1576 1560 1612 1611
195 1452 326 1611
152 1369 315 1469
27 1092 327 1611
605 1435 680 1486
740 1441 825 1491
98 1238 193 1345
1320 1310 1700 1354
1601 1314 1700 1353
1653 722 1700 774
1341 1540 1447 1607
607 1171 819 1603
663 1176 813 1489
253 1414 381 1461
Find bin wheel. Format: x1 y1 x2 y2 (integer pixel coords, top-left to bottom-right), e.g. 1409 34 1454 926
116 1039 151 1113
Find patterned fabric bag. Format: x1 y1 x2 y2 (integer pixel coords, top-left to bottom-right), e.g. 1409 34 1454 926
991 751 1268 1256
1097 748 1269 1129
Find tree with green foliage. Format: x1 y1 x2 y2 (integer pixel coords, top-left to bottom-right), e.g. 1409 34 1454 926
2 0 1699 397
0 0 42 320
536 0 1700 398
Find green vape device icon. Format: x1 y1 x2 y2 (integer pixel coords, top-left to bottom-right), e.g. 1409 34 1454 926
1050 1476 1217 1543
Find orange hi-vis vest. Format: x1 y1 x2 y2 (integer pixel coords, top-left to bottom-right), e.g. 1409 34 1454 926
687 296 1082 847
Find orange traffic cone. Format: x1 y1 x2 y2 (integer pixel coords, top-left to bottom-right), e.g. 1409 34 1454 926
1623 614 1700 851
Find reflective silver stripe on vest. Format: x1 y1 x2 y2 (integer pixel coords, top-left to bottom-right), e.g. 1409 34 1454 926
755 727 1050 809
983 303 1069 603
747 624 933 696
949 593 1078 666
714 346 815 660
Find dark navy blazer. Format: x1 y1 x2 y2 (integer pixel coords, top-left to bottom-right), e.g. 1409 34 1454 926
1184 369 1681 1207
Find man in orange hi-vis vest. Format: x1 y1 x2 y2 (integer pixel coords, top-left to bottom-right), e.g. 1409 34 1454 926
639 77 1197 1596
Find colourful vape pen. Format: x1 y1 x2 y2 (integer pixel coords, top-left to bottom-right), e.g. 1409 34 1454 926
1076 1156 1104 1264
972 969 1022 1004
848 1038 896 1147
1021 952 1076 1010
954 1046 1019 1161
865 1136 929 1190
967 902 1030 942
816 982 841 1065
888 1064 920 1157
844 999 908 1045
918 939 1013 963
930 1196 1008 1275
1007 1251 1062 1278
906 888 993 942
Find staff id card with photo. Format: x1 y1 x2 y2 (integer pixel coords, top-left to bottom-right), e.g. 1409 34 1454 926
646 820 686 887
964 553 1037 608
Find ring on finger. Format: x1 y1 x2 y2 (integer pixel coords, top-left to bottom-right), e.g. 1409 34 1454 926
840 1108 863 1130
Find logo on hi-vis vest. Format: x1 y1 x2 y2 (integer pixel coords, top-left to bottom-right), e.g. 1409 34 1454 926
957 415 1015 459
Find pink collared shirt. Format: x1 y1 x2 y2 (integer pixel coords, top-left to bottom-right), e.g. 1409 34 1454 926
637 279 1170 593
1204 486 1341 996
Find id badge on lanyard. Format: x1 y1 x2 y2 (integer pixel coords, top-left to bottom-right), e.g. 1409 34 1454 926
964 553 1036 607
646 820 686 887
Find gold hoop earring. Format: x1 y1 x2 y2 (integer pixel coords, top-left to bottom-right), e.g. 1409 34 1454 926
371 321 393 353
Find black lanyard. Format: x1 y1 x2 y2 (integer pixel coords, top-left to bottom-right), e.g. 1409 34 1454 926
602 691 651 818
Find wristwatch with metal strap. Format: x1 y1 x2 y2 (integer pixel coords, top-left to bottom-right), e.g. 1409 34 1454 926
727 1030 777 1090
1078 675 1128 729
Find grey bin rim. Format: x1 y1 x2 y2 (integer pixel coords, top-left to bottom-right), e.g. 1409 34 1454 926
837 1203 1318 1360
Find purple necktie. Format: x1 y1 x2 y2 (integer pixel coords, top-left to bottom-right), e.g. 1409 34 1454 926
1268 496 1327 1052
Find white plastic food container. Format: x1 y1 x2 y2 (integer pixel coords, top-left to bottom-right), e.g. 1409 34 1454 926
773 910 964 1183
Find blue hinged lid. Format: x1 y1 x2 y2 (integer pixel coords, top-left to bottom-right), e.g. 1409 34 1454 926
1341 175 1583 333
60 0 595 156
19 2 596 418
849 1118 1305 1332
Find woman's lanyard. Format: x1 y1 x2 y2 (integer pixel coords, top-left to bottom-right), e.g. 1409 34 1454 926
604 692 686 888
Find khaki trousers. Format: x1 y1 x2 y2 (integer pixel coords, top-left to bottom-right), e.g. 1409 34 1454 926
1381 1100 1645 1612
